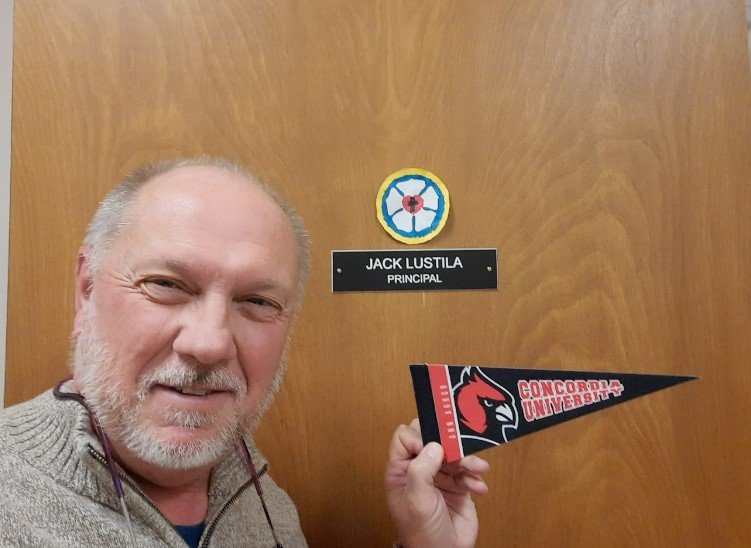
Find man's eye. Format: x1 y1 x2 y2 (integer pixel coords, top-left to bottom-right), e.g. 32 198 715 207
152 279 179 289
141 279 189 298
246 296 279 308
240 296 284 319
139 278 191 304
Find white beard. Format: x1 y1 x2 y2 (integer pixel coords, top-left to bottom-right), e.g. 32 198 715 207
71 299 287 470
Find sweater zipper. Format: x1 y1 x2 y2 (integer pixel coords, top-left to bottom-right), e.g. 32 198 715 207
198 479 255 548
87 446 173 525
199 460 269 546
88 445 270 547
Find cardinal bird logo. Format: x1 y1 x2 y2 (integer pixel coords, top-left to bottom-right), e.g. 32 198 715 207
454 367 519 446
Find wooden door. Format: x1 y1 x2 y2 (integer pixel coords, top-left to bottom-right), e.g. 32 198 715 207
7 1 750 545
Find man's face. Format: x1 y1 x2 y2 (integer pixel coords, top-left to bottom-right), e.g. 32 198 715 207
72 166 301 470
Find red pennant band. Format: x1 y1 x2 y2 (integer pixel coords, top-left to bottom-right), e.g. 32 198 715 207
427 364 463 461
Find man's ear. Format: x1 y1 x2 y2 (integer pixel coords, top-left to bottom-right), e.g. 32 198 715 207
73 247 94 338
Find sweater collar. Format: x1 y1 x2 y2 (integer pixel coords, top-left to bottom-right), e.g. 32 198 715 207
14 384 268 519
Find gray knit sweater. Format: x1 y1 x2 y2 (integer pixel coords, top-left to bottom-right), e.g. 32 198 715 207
0 387 307 547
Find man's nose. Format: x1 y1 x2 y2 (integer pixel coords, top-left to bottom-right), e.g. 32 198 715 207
173 296 237 365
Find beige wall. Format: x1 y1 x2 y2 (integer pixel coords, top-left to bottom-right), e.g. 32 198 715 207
0 0 14 409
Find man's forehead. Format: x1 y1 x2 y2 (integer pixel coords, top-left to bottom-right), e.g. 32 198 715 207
112 165 299 265
131 166 286 227
138 165 263 206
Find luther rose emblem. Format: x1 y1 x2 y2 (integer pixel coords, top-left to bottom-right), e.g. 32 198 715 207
376 168 450 244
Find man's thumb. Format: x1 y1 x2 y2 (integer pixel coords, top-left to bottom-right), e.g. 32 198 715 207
406 442 444 495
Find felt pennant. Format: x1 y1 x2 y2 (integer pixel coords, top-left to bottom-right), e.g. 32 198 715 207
410 364 697 462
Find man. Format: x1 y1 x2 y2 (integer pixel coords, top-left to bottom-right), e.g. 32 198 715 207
0 157 489 546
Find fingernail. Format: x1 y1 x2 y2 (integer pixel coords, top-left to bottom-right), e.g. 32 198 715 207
426 443 442 460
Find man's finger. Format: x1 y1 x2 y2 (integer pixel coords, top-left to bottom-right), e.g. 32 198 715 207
442 455 490 476
434 470 489 497
388 422 424 462
403 442 444 516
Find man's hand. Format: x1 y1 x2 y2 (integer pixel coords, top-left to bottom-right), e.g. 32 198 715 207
385 419 490 548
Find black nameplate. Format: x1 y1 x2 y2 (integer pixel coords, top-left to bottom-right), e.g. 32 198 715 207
332 248 498 292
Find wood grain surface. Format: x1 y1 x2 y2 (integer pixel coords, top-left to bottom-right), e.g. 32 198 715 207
7 1 751 546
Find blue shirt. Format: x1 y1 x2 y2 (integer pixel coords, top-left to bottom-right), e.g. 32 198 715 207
174 523 205 548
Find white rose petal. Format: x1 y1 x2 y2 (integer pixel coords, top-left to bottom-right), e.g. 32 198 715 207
385 188 405 216
391 210 412 232
422 186 439 210
396 179 426 197
414 210 436 232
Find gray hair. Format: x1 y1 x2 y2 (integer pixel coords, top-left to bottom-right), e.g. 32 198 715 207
83 156 311 310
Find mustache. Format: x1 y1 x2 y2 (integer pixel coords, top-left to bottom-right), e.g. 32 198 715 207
135 362 248 398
